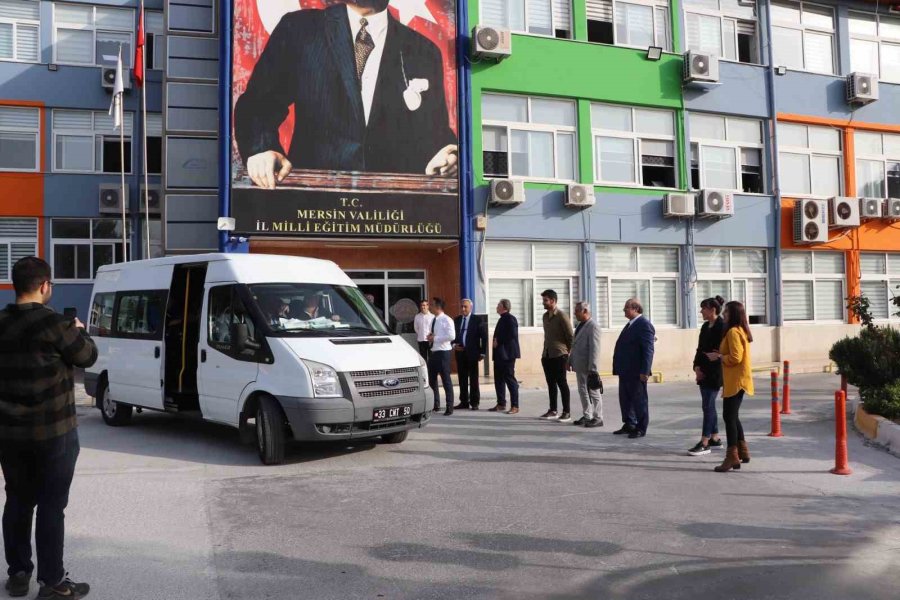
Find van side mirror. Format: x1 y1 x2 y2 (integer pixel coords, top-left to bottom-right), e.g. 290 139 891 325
231 323 261 351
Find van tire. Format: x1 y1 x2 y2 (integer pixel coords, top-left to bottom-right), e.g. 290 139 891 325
98 379 132 426
380 430 408 444
256 395 286 465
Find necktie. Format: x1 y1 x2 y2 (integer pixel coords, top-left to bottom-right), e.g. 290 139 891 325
460 316 468 342
354 18 375 81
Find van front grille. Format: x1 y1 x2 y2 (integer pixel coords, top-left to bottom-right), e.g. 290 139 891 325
358 387 419 398
349 367 418 378
354 376 419 389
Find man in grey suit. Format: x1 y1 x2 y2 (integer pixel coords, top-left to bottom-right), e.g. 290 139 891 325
568 301 603 428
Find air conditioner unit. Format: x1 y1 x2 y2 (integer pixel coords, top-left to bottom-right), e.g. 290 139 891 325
884 198 900 220
98 184 128 214
683 51 719 84
697 189 734 219
847 72 878 105
859 197 883 219
828 197 859 228
140 185 162 215
471 26 511 60
663 193 696 218
489 178 525 205
793 199 828 244
565 184 595 208
101 66 131 91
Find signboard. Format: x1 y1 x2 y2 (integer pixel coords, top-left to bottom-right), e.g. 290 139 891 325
231 0 459 238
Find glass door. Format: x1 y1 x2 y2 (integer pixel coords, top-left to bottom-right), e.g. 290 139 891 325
347 271 427 349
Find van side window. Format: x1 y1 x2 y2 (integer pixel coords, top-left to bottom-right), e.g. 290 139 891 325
208 285 258 355
89 293 115 336
115 291 166 340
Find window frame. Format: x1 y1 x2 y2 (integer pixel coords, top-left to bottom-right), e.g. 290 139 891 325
770 0 836 75
854 130 900 199
612 0 671 51
145 9 164 71
480 0 572 40
781 250 846 324
591 102 678 189
859 252 900 322
50 218 130 283
595 244 681 329
690 114 765 194
694 247 769 325
51 109 133 174
683 0 759 65
481 92 579 184
776 123 843 198
0 217 39 283
848 10 900 84
52 2 134 68
0 105 40 172
0 0 40 63
112 289 167 341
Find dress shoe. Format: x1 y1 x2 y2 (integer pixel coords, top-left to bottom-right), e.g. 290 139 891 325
5 571 30 597
487 405 506 412
506 407 519 415
628 430 646 438
470 405 480 411
573 416 586 426
613 426 633 435
454 403 470 410
443 409 453 416
584 418 603 428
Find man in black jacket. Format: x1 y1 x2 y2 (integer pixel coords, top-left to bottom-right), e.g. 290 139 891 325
0 257 97 599
453 299 487 410
490 299 521 414
234 0 458 188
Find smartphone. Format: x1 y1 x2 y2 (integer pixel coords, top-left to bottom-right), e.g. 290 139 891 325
63 307 77 319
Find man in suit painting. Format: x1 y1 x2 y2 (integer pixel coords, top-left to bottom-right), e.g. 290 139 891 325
611 297 655 438
453 299 487 410
234 0 458 189
489 299 521 415
568 301 603 428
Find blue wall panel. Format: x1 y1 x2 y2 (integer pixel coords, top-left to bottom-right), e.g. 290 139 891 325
776 74 900 125
684 62 771 119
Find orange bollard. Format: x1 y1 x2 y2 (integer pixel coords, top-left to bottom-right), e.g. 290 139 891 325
781 360 792 414
768 371 783 437
831 390 852 475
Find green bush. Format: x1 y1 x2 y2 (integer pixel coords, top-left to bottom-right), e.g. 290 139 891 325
861 382 900 421
829 326 900 390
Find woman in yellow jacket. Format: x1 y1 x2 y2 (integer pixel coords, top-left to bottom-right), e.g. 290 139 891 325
705 300 753 472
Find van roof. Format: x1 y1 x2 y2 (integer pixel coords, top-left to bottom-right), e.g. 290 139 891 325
95 253 354 286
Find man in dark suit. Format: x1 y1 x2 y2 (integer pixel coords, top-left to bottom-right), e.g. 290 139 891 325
490 299 521 415
234 0 458 189
453 299 487 410
611 297 656 438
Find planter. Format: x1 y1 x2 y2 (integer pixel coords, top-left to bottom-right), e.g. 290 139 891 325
851 399 900 458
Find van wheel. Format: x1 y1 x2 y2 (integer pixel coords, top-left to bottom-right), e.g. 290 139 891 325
256 395 286 465
98 380 132 426
380 431 408 444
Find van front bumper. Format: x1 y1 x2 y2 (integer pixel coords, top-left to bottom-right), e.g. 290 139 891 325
275 396 430 442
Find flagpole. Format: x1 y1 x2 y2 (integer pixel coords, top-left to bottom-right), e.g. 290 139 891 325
117 44 127 263
141 0 150 260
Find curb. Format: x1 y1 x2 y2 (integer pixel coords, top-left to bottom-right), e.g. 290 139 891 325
850 398 900 459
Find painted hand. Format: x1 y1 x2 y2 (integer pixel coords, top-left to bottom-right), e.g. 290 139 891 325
247 150 293 190
425 144 458 176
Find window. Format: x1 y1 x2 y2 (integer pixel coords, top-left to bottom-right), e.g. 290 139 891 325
53 3 133 67
683 0 758 64
849 11 900 84
0 0 39 62
854 131 900 199
859 253 900 321
51 218 129 281
592 103 676 188
88 292 114 336
146 10 164 70
208 285 260 358
771 1 835 74
0 105 39 171
115 290 166 339
0 218 38 282
482 94 577 182
146 113 162 174
595 245 680 328
690 113 764 193
777 123 842 197
585 0 670 51
481 0 571 39
52 109 133 173
781 251 845 322
485 241 580 328
695 247 767 324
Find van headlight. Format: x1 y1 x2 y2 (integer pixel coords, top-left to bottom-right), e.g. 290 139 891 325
419 357 429 389
302 360 342 398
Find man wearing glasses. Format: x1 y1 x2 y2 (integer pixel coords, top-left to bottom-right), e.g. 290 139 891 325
611 298 655 439
0 257 97 599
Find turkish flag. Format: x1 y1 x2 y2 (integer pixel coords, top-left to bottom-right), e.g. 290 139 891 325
133 2 145 88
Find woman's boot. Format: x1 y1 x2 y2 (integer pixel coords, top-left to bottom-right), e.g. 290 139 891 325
714 446 741 472
738 440 750 464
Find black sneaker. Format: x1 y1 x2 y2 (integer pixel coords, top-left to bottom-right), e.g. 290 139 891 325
539 410 558 420
688 441 711 456
37 577 90 599
585 418 603 428
557 412 572 423
5 571 30 597
573 416 586 426
708 438 724 448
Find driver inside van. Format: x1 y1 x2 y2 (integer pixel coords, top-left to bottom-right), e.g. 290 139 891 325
263 296 291 328
297 293 340 322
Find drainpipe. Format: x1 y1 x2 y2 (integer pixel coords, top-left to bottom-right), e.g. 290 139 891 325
218 0 233 252
763 0 784 338
457 1 475 301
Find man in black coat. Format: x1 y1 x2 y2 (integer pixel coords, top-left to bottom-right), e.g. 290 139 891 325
234 0 458 189
490 299 521 414
453 299 487 410
611 297 656 438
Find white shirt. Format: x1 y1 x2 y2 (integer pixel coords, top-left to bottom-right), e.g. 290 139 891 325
430 313 456 352
625 314 643 329
414 311 434 342
347 5 388 125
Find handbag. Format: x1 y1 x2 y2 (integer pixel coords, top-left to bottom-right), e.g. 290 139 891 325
587 371 603 393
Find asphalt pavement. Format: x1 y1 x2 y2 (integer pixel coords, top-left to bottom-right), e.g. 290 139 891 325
13 373 900 599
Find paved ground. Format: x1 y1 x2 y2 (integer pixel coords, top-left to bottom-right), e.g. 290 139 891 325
11 373 900 599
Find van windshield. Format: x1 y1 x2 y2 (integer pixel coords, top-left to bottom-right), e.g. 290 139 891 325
248 283 389 337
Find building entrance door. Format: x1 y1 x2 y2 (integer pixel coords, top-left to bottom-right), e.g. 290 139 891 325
347 271 426 350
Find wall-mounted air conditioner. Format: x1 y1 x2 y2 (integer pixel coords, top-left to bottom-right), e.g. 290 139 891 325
489 179 525 205
565 184 595 208
828 197 859 228
99 184 128 214
472 26 511 60
847 72 878 105
697 189 734 219
663 193 695 218
683 51 719 84
793 199 828 244
859 197 884 219
140 185 162 215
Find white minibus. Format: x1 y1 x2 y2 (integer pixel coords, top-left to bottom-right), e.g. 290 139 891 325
84 253 430 464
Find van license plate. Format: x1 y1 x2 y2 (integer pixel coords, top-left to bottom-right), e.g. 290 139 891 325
373 405 412 422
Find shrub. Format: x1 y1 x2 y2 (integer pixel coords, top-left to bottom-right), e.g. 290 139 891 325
861 382 900 421
829 326 900 390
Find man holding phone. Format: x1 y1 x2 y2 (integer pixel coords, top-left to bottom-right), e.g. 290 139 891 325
0 257 98 599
